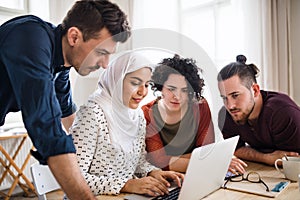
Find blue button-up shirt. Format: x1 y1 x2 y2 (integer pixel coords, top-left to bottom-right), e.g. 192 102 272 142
0 15 76 164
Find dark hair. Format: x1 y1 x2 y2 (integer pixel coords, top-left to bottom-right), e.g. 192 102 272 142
151 54 205 101
217 55 260 89
61 0 131 42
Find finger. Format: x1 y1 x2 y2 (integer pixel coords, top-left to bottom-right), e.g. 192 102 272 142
228 167 237 174
163 172 184 187
237 159 248 167
287 152 299 156
177 172 185 180
135 180 157 196
231 159 247 172
234 164 246 174
143 188 160 197
153 183 169 195
241 160 248 167
139 179 165 196
150 177 169 195
153 172 170 187
171 172 184 187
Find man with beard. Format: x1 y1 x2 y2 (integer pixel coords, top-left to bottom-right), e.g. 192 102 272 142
217 55 300 166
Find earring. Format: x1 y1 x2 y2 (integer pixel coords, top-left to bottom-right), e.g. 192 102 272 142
153 91 162 98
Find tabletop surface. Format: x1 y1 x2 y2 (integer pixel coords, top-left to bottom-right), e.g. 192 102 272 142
96 161 300 200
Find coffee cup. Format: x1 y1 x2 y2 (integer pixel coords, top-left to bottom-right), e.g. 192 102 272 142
275 156 300 182
298 174 300 191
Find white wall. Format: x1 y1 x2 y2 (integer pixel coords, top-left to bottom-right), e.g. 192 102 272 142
28 0 49 20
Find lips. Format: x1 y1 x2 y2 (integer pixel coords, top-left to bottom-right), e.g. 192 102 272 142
230 109 240 114
132 98 142 103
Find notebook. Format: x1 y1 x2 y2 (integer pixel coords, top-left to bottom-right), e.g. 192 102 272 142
223 176 290 198
124 136 239 200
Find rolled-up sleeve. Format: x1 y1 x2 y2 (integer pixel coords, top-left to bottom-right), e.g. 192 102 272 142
54 69 77 118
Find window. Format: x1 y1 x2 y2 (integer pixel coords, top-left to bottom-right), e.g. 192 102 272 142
0 0 27 13
131 0 250 138
0 0 28 24
180 0 245 69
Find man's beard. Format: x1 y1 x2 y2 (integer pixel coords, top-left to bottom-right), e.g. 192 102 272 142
234 101 255 125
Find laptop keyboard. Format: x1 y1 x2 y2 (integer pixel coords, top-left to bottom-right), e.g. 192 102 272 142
153 187 181 200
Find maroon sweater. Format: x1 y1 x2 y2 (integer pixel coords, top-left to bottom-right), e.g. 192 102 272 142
218 90 300 153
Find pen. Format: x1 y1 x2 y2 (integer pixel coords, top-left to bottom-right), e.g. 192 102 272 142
271 181 288 192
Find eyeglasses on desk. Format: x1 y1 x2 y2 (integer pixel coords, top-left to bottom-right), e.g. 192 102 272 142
223 171 270 192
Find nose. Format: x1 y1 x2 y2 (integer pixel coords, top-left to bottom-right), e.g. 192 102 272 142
226 98 235 110
137 85 148 96
173 91 181 100
98 55 110 69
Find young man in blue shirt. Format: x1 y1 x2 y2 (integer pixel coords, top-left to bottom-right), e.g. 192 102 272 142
0 0 130 199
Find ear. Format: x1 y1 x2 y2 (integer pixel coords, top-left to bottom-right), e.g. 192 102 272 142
67 27 82 46
252 83 260 97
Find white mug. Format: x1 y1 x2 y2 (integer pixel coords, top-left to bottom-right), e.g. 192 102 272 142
275 156 300 182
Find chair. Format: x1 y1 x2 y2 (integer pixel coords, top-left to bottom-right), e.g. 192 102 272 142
30 163 60 200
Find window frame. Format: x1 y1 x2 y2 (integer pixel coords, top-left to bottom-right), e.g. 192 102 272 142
0 0 28 15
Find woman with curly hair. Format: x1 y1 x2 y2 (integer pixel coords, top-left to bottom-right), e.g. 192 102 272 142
142 54 247 174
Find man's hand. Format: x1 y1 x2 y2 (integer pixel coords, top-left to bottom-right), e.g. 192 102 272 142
61 113 75 134
235 146 299 166
228 156 248 175
47 154 96 200
264 150 299 166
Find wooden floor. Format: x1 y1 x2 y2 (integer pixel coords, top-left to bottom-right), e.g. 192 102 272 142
0 188 64 200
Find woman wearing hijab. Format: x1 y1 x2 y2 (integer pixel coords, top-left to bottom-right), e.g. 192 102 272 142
70 52 183 197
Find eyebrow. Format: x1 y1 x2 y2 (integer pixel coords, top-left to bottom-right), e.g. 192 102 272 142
229 91 239 95
166 84 188 89
220 91 239 97
129 77 142 81
222 91 240 97
129 77 151 83
95 48 112 55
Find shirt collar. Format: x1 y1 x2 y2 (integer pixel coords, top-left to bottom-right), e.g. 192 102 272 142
53 25 70 73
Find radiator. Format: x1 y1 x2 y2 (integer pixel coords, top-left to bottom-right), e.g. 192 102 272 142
0 135 37 190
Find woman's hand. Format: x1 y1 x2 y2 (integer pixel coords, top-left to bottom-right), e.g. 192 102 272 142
121 176 169 197
148 169 184 188
121 170 184 197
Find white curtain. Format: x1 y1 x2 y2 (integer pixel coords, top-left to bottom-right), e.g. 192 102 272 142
48 0 75 24
261 0 293 96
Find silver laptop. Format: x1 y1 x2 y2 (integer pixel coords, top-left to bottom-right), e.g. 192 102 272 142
124 136 239 200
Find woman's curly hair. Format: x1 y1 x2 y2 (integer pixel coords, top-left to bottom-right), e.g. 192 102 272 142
151 54 205 101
